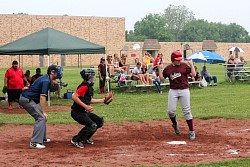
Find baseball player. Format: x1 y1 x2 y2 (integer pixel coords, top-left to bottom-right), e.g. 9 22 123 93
19 65 59 149
158 51 196 140
70 69 113 148
98 57 106 94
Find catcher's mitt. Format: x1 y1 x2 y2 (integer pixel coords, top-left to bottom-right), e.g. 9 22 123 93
104 91 114 105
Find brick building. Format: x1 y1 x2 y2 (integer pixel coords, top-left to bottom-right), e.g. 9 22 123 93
0 14 249 68
0 14 125 68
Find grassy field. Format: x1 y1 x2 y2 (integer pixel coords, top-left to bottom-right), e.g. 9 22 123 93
0 63 250 166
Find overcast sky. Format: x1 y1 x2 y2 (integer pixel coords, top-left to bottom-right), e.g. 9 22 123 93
1 0 250 33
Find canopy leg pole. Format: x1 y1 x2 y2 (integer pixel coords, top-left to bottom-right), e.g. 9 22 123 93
78 54 79 68
80 54 82 68
104 53 109 92
48 54 51 106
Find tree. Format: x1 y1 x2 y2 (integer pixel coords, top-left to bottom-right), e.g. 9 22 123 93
13 13 28 15
126 30 137 42
163 4 195 41
179 19 250 42
133 13 173 42
224 23 250 42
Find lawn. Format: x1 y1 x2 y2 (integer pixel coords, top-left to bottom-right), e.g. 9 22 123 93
0 63 250 166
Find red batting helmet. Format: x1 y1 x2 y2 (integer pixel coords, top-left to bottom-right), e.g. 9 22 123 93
171 51 183 62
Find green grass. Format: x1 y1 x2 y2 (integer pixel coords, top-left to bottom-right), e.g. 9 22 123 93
0 63 250 166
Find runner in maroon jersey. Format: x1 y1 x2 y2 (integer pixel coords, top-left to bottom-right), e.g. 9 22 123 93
158 50 196 140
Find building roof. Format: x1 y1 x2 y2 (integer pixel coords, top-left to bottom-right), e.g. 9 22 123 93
143 39 161 50
202 40 217 51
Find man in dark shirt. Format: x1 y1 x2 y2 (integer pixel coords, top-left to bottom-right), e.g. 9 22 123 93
31 68 43 85
19 65 58 149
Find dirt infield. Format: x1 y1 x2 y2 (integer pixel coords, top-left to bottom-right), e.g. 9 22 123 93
0 106 250 167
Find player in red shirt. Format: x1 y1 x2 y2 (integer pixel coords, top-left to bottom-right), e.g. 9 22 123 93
4 60 27 110
70 69 106 148
159 51 196 140
98 57 107 94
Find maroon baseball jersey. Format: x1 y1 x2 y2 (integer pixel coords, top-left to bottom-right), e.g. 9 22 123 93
163 62 191 89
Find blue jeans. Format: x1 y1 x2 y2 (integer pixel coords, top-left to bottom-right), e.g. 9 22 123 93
153 80 162 93
205 76 217 84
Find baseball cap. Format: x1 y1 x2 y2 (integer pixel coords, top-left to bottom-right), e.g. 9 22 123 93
171 51 183 62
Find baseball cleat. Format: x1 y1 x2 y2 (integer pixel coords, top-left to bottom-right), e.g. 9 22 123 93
71 140 84 149
189 131 196 140
172 123 180 135
83 139 94 145
43 138 51 143
29 142 46 149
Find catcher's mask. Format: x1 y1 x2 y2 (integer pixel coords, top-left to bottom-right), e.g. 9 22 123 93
80 69 96 85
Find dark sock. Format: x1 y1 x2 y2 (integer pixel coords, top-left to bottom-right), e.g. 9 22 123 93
186 119 194 131
170 116 177 125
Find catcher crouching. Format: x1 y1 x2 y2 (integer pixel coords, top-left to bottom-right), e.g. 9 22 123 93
70 69 114 148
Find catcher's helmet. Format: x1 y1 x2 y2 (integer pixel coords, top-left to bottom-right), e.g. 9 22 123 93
80 69 96 81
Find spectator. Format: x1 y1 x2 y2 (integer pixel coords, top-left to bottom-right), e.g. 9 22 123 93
118 69 126 86
153 53 164 69
141 64 151 85
235 55 247 71
51 79 62 97
98 57 107 94
143 52 154 72
227 54 236 78
106 54 115 76
134 58 140 64
120 54 130 74
193 66 201 81
152 66 162 94
106 54 121 76
113 53 121 70
200 66 217 86
31 68 43 84
4 60 27 110
24 70 32 87
131 62 147 85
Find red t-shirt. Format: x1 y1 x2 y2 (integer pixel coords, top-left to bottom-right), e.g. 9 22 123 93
5 67 25 89
153 57 162 66
163 62 191 89
76 85 88 97
98 63 106 76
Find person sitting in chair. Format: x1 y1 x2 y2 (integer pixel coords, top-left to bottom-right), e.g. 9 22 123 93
131 62 147 85
227 54 236 78
200 66 217 86
50 66 67 97
235 55 247 71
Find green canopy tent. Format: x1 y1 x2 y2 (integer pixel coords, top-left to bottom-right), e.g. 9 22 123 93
0 27 105 55
0 27 106 105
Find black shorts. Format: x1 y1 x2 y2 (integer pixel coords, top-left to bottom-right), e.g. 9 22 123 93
7 89 22 102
